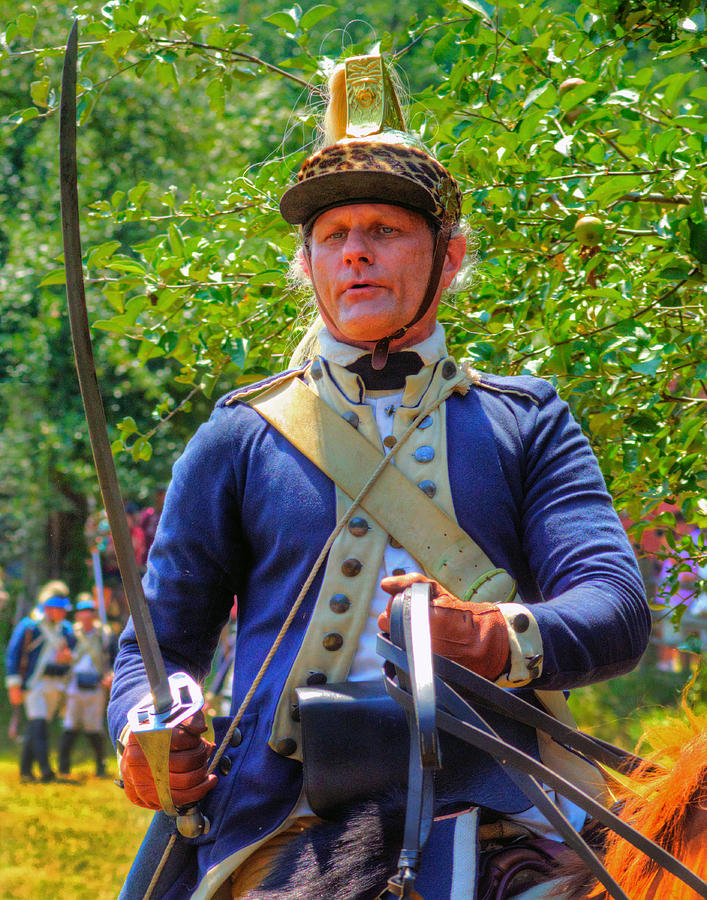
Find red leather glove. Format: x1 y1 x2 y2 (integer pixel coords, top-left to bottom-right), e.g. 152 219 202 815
120 709 217 810
378 572 511 681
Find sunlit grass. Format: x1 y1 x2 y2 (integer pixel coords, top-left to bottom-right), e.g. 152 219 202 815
0 754 152 900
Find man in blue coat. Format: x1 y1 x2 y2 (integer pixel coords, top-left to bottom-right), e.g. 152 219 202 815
108 55 649 899
5 580 76 782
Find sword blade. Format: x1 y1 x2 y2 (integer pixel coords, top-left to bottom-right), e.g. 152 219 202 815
59 20 172 714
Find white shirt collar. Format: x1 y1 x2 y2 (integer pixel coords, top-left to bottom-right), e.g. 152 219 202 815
317 322 448 367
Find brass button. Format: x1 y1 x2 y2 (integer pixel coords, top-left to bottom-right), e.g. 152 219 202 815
229 728 242 747
389 536 402 549
329 593 351 614
306 671 327 685
512 613 530 633
341 558 362 577
392 568 406 576
442 360 457 380
310 360 323 380
418 480 437 498
383 435 397 448
323 632 344 651
342 411 359 428
417 415 433 430
348 517 369 537
275 738 297 756
414 445 435 463
290 703 300 723
218 755 232 775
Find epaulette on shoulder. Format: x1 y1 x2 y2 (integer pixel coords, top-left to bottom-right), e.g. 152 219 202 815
460 362 556 407
220 364 308 408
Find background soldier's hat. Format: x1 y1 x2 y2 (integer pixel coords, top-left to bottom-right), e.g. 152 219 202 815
280 55 462 228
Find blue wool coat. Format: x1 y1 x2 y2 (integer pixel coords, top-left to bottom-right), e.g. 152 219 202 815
108 364 649 899
5 617 76 687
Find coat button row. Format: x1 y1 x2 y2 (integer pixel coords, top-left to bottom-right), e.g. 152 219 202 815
414 446 435 463
348 517 369 537
442 360 457 380
323 632 343 651
275 738 297 756
512 613 530 633
341 558 362 577
418 480 437 498
329 593 351 613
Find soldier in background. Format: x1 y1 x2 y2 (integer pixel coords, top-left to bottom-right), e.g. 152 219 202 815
5 580 76 782
59 594 117 778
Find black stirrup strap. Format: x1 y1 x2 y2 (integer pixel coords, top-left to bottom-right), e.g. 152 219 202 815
377 591 707 900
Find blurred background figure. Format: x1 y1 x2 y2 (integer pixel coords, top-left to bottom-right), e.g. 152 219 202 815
59 593 117 778
654 521 707 673
4 580 76 782
138 487 165 567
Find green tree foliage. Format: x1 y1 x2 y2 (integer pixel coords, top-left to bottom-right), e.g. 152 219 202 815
1 0 705 627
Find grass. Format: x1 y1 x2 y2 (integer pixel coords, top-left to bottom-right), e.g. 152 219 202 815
0 750 152 900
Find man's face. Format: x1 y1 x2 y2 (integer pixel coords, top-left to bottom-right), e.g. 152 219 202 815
45 606 67 624
303 203 463 349
76 609 95 629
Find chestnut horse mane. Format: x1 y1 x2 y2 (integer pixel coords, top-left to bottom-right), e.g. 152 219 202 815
554 701 707 900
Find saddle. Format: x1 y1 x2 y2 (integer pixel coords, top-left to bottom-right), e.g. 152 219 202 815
297 584 707 900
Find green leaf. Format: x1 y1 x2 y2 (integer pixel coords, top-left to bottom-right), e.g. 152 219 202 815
687 219 707 263
16 11 37 39
39 268 66 287
118 417 138 438
631 355 662 376
168 224 185 257
300 4 335 29
605 89 640 105
657 265 691 280
87 241 122 269
105 256 147 275
433 30 458 70
128 182 151 207
103 31 135 60
8 107 40 128
30 78 51 109
263 11 298 30
522 81 552 111
554 135 574 156
460 0 492 21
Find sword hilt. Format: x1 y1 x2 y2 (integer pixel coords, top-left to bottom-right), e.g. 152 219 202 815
129 671 210 836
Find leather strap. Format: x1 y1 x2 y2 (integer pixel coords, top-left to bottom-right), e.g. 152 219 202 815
249 374 517 606
384 584 440 898
381 638 644 775
383 593 633 900
379 632 707 900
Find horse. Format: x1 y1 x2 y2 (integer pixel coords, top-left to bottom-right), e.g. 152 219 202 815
226 713 707 899
552 709 707 900
229 702 707 900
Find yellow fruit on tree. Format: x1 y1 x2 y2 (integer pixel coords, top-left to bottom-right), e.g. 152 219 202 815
574 215 605 247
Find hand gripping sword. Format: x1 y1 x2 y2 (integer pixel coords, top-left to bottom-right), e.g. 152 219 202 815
60 20 208 839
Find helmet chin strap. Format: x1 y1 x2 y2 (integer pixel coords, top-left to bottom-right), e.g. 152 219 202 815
370 224 452 370
303 223 452 371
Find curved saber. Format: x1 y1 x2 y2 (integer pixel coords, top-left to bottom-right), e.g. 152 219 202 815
60 20 208 838
59 19 171 715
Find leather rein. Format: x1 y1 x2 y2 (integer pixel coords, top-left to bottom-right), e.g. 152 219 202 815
377 584 707 900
